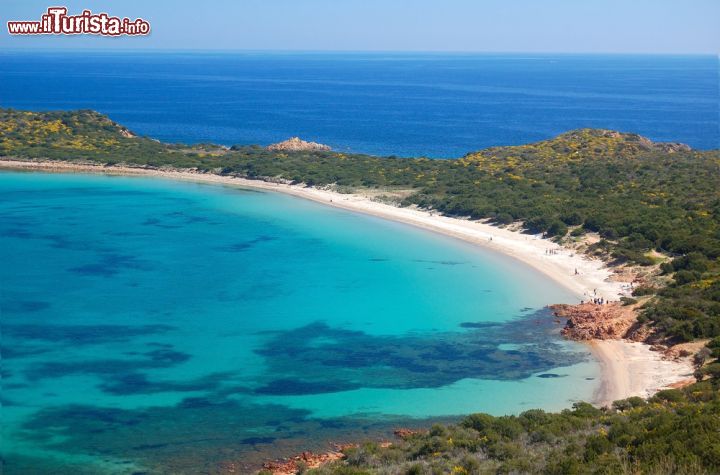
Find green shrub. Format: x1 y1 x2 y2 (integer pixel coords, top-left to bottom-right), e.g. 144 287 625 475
632 286 656 296
652 389 685 403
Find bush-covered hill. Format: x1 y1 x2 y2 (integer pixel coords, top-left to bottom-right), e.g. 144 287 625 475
1 107 718 343
302 378 720 475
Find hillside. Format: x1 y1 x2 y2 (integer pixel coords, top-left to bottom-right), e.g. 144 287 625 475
293 382 720 475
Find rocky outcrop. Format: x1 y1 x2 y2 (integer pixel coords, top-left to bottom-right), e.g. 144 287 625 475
267 137 331 152
261 444 357 474
551 302 640 341
118 127 136 138
262 451 344 474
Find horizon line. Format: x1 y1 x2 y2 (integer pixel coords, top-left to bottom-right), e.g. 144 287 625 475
1 47 718 57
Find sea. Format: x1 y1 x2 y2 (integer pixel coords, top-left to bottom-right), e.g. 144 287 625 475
0 52 718 156
0 52 718 473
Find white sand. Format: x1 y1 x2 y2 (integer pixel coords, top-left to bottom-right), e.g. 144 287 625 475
0 159 695 404
590 340 695 406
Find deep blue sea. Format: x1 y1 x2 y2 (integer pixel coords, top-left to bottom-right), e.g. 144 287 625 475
0 52 718 156
0 171 596 473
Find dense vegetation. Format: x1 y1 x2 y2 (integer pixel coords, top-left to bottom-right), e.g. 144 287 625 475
2 108 720 473
302 377 720 475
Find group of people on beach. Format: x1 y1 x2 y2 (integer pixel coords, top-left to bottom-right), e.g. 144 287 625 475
579 288 612 305
545 248 560 255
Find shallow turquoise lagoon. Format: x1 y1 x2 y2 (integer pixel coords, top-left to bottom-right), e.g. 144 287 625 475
0 171 598 473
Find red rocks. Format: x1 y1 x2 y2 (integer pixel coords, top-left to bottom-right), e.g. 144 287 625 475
551 302 639 341
261 448 348 474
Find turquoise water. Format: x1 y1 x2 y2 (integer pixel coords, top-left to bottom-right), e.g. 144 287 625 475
1 171 598 473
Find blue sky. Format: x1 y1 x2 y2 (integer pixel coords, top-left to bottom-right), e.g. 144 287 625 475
2 0 719 53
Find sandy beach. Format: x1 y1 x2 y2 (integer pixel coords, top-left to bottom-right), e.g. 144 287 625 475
589 340 695 407
0 159 695 405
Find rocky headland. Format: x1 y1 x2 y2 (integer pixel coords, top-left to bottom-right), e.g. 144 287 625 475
550 302 643 341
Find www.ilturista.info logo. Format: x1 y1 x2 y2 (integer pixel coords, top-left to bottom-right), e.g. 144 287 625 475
7 7 150 36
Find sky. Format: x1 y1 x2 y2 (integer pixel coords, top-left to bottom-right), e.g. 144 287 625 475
2 0 719 54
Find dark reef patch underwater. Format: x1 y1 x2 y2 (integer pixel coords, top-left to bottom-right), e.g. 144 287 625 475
0 172 597 473
3 311 584 474
253 314 580 394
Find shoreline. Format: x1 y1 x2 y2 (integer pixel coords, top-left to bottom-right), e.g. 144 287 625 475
0 159 695 405
0 160 623 300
